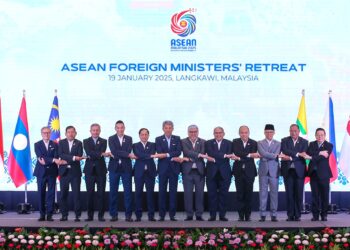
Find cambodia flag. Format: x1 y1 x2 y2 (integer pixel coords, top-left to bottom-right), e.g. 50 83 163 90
7 96 33 187
323 94 338 183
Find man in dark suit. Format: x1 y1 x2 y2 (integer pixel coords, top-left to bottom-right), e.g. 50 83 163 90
232 125 259 222
133 128 157 222
108 120 136 222
58 126 84 222
280 124 308 221
205 126 233 221
155 120 182 221
181 124 206 221
304 128 333 221
83 123 109 222
34 126 60 221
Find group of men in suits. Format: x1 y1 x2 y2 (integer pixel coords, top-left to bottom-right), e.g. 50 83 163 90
34 121 333 222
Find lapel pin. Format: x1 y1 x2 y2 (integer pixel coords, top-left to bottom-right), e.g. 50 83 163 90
97 141 100 145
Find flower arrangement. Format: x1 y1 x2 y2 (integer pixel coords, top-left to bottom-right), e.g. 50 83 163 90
0 227 349 249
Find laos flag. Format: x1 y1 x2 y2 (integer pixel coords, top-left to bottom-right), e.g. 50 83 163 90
8 96 33 187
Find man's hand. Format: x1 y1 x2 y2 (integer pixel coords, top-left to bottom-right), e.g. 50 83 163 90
128 153 138 160
102 152 112 157
171 157 183 163
250 152 260 158
319 150 329 158
279 153 291 161
151 153 167 159
75 156 86 161
38 157 46 165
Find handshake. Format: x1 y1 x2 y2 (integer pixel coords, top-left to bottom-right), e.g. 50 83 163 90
171 153 216 163
278 150 329 161
224 152 260 161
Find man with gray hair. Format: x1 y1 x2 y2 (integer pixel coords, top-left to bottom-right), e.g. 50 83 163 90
180 125 206 221
155 120 182 221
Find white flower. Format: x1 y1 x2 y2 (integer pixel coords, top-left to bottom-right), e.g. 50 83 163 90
75 240 82 245
294 235 301 239
64 240 69 245
45 236 51 241
12 238 19 243
64 235 71 240
36 235 42 240
84 235 91 239
315 238 320 242
92 240 99 246
28 235 35 239
294 240 301 245
336 234 342 238
335 238 341 243
302 240 309 245
8 235 15 239
38 240 44 245
321 238 328 243
223 228 228 233
345 233 350 237
342 238 348 243
53 239 59 244
304 235 309 240
276 230 284 234
268 238 275 243
75 235 81 240
85 240 92 244
323 234 329 238
59 232 67 235
313 234 319 238
271 234 278 239
20 239 27 244
47 241 53 246
283 235 289 239
243 234 249 240
93 235 99 240
279 238 286 243
54 235 59 239
28 240 35 245
18 235 24 239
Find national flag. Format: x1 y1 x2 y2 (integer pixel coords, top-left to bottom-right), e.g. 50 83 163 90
7 95 33 187
322 93 338 183
296 89 310 184
48 93 60 142
338 118 350 179
0 96 4 176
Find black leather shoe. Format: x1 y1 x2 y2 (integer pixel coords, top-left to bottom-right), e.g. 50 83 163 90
170 217 177 221
135 218 141 222
110 216 118 222
47 215 54 221
38 216 45 221
196 216 204 221
220 217 228 221
158 217 165 221
286 217 294 221
98 217 105 222
208 217 216 221
149 217 156 222
259 216 266 222
125 217 133 222
238 217 244 222
74 217 80 222
271 216 278 222
60 216 68 221
311 217 319 221
85 217 93 222
184 217 193 221
321 216 327 221
245 217 251 222
295 217 301 221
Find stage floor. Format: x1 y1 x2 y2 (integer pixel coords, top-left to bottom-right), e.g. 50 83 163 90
1 211 350 230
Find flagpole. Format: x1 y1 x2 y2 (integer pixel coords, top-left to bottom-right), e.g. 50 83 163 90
54 89 59 213
23 90 28 205
328 90 337 214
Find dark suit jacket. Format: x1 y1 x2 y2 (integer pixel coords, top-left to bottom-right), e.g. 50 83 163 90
58 138 83 177
133 141 157 178
155 135 182 175
108 134 133 173
205 139 232 179
181 137 205 176
307 140 333 179
232 138 258 179
34 140 59 178
280 136 308 178
83 137 107 176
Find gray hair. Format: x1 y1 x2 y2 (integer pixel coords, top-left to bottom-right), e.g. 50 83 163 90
90 123 101 129
41 126 51 132
187 124 198 131
162 120 174 128
214 126 224 132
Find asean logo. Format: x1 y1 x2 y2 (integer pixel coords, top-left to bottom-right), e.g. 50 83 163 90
171 9 196 37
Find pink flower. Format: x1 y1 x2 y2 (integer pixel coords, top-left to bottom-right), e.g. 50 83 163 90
104 239 111 245
208 239 216 246
195 241 203 247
